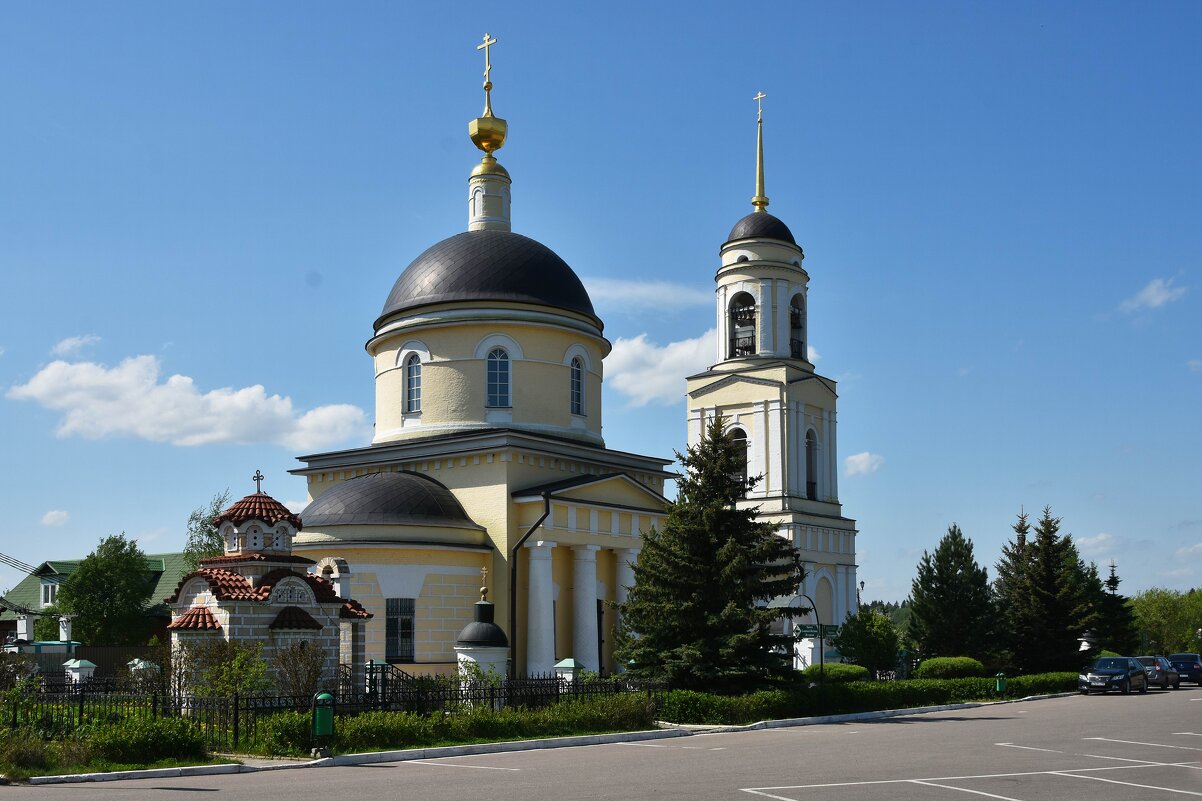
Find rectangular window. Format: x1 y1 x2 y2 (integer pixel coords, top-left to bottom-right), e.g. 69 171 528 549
385 597 416 662
41 581 57 607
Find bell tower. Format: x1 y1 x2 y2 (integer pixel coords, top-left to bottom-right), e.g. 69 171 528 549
685 93 859 664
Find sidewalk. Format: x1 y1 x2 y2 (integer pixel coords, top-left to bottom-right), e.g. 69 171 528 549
22 693 1075 785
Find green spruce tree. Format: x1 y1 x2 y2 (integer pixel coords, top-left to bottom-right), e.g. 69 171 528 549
614 415 804 692
1093 562 1139 655
995 507 1097 673
907 523 993 660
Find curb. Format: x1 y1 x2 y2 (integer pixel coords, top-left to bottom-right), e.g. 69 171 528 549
24 692 1075 784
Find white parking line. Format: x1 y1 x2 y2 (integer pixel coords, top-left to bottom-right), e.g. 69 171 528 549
1054 770 1202 796
615 742 725 750
1085 737 1202 751
1174 732 1202 736
909 779 1027 801
408 761 520 771
995 742 1062 753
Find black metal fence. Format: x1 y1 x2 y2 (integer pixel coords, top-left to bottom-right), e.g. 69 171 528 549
1 673 667 752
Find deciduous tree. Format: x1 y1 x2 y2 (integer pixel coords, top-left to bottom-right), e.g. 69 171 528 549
182 490 232 571
831 608 900 679
57 534 154 646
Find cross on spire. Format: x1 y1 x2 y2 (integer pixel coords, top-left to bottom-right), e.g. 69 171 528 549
478 33 497 87
479 565 489 602
252 470 264 493
754 91 766 121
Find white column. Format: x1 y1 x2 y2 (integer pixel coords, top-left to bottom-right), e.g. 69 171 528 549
614 547 639 674
849 564 859 616
614 548 639 607
830 410 839 500
525 540 557 674
834 565 847 623
572 545 600 672
716 285 727 363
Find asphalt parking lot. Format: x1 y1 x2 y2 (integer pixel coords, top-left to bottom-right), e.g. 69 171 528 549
8 686 1202 800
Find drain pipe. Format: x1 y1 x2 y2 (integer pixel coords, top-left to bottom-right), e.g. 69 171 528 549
509 491 551 674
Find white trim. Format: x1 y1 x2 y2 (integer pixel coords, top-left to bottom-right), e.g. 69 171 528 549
395 340 431 367
562 343 592 371
474 333 524 360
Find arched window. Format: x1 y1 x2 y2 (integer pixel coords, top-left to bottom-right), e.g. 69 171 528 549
729 428 749 496
805 430 818 500
789 295 805 360
728 292 756 358
570 357 584 415
486 348 510 407
404 354 422 414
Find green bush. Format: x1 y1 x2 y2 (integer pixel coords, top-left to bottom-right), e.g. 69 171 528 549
0 730 51 770
657 671 1080 725
322 694 656 755
801 664 871 683
914 657 986 679
88 716 206 763
252 711 312 756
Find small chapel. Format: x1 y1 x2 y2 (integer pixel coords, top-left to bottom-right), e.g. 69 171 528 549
165 474 373 686
281 35 857 677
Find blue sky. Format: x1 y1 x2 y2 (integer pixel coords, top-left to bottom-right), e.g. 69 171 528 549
2 2 1199 604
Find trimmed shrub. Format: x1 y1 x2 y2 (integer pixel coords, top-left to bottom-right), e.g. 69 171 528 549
914 657 986 679
801 664 871 683
657 671 1080 725
88 716 206 763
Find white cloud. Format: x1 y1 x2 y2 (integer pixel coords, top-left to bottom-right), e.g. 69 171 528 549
1188 359 1202 373
7 355 368 450
41 510 70 526
0 346 6 357
606 330 714 407
1077 532 1115 557
808 346 820 362
583 278 712 311
135 527 168 544
1119 277 1187 313
1175 542 1202 559
284 498 309 514
844 452 885 477
50 334 101 356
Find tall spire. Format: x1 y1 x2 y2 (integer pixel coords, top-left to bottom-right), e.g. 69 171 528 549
467 32 512 232
751 91 769 213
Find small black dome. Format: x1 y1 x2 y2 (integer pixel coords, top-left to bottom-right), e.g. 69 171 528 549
300 472 479 529
376 230 600 331
456 602 509 648
726 212 797 246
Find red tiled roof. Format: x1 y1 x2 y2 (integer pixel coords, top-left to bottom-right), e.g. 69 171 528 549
269 606 323 630
199 553 315 567
164 567 371 619
214 492 303 530
168 606 221 630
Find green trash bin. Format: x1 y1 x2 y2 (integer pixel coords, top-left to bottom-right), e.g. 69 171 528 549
995 672 1007 695
312 691 335 755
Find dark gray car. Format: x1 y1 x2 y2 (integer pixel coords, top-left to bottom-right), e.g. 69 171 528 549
1136 655 1180 689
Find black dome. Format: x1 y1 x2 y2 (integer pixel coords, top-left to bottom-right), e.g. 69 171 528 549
456 602 509 648
300 472 479 529
726 212 797 246
376 230 600 331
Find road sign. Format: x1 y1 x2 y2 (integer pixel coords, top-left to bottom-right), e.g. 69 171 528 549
794 624 819 638
821 624 841 637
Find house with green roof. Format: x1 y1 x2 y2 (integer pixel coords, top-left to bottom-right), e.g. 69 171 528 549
1 552 190 645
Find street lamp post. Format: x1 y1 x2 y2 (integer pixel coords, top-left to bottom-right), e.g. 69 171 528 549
793 593 823 688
